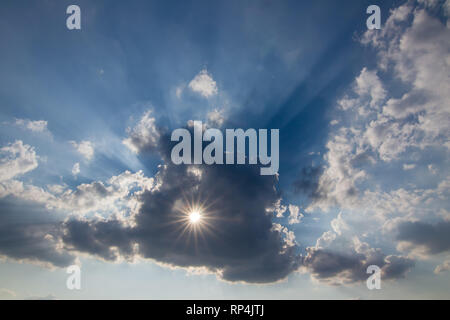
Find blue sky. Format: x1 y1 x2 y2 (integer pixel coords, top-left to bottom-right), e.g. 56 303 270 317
0 0 449 299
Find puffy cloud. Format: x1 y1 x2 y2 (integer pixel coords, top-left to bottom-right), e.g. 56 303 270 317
0 141 38 182
15 119 49 133
188 69 218 98
70 140 94 161
287 205 303 225
0 168 154 267
122 110 160 154
306 2 450 221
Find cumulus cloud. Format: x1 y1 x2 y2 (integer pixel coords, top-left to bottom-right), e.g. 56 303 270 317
62 129 301 283
303 2 450 278
311 1 450 212
122 110 160 154
70 140 94 161
0 141 38 182
0 167 153 267
298 3 450 282
188 69 218 98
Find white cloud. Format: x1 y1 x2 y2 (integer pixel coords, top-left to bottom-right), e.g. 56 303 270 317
304 2 450 279
70 140 94 161
272 223 296 248
403 164 416 170
288 205 303 225
188 69 218 98
15 119 49 133
0 141 38 182
207 108 225 127
330 119 339 125
47 184 66 195
123 110 160 154
72 163 80 176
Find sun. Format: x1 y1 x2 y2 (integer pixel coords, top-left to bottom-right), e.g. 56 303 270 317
189 210 202 224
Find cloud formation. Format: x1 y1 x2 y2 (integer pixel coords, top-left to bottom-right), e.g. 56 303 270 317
0 197 75 268
62 120 301 283
122 110 160 154
0 141 38 182
188 69 218 98
15 118 49 133
70 140 94 161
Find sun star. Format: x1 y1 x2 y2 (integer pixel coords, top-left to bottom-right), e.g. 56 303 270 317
189 211 202 223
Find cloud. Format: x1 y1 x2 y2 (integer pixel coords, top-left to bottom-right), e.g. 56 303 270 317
15 119 49 133
304 1 450 271
434 260 450 274
70 140 94 161
62 129 301 283
396 220 450 255
122 110 160 154
188 69 218 98
293 165 323 201
0 197 75 268
0 141 38 182
302 236 414 285
402 164 416 170
207 109 225 127
72 163 80 176
287 205 303 225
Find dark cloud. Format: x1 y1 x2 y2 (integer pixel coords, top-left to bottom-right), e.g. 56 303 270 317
63 131 301 283
302 247 414 284
0 197 75 267
397 220 450 254
293 165 323 200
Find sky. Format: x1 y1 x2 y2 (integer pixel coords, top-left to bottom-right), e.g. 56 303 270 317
0 0 449 299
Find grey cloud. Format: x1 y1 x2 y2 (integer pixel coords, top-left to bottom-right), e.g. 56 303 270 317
302 247 414 284
397 220 450 254
293 166 323 200
0 197 75 267
63 130 301 283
